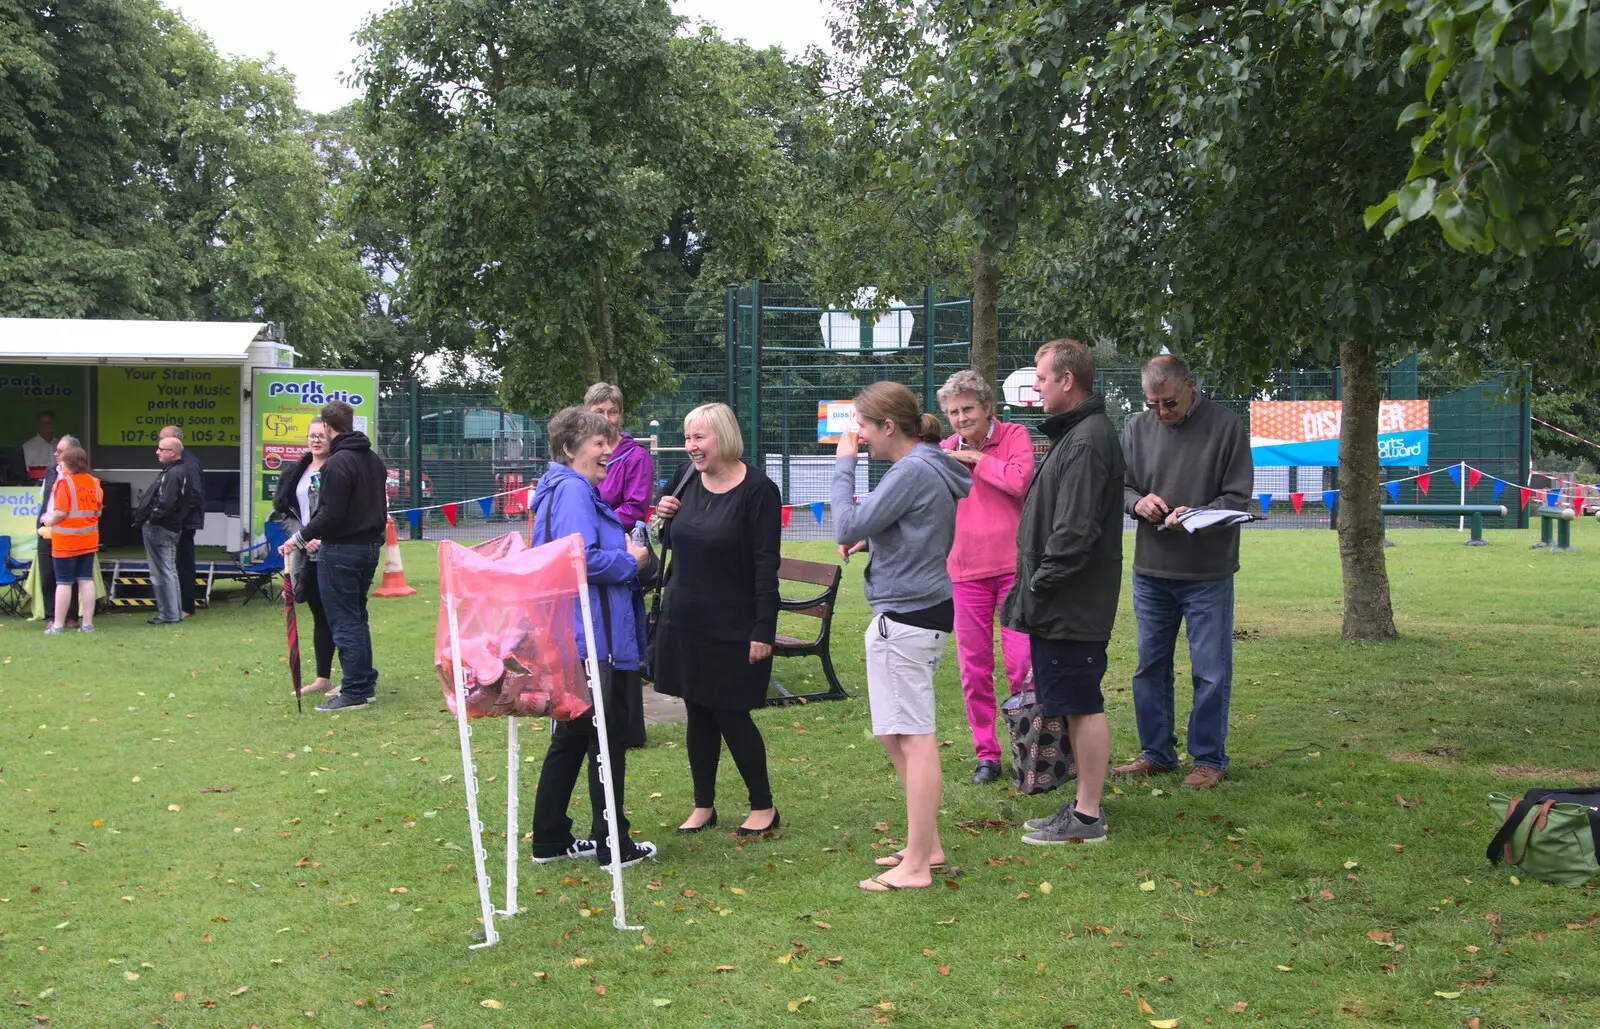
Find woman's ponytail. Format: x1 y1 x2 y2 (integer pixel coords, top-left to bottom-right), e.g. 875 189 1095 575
916 412 945 443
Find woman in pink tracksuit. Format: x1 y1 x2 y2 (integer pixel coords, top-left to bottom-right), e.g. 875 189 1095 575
938 370 1036 785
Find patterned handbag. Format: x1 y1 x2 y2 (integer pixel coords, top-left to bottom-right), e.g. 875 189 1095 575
1002 679 1077 796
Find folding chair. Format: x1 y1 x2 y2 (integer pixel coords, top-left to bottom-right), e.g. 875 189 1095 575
0 536 29 618
223 522 288 605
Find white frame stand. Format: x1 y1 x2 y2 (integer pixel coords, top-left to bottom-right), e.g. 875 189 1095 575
444 547 640 950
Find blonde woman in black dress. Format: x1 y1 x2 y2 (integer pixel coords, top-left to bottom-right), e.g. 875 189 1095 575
653 402 783 836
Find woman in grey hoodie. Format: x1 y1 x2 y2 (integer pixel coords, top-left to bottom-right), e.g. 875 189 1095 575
833 381 971 891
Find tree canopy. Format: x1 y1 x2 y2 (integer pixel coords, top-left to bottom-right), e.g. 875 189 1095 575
0 0 364 361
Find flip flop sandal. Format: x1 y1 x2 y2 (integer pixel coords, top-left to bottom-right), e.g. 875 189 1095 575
873 851 946 869
858 873 931 892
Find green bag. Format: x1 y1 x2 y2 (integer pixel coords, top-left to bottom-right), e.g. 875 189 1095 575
1485 788 1600 886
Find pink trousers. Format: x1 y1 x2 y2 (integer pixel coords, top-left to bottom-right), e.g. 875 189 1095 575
953 574 1032 762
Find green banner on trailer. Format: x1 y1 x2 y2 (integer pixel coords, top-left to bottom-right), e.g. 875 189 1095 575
249 369 379 537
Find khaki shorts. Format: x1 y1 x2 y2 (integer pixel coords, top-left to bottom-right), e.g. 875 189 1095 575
864 614 947 736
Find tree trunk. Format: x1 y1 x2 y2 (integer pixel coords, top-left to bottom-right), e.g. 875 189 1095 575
593 268 618 384
971 251 1000 387
1336 337 1398 640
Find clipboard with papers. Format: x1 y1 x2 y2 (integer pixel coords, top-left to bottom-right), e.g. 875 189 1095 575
1156 508 1262 533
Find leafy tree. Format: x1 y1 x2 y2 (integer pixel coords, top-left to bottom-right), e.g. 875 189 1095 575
0 0 365 357
352 0 797 411
1360 0 1600 262
997 3 1600 638
831 1 1123 385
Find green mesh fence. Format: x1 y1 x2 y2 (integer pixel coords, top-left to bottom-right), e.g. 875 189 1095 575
374 285 1529 543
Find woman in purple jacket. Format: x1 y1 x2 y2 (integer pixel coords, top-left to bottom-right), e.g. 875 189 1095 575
587 382 656 529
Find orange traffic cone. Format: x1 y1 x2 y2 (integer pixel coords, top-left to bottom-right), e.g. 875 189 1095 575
372 516 417 597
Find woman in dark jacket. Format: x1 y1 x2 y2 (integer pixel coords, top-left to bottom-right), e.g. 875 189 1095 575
526 406 656 869
653 401 783 836
271 420 334 696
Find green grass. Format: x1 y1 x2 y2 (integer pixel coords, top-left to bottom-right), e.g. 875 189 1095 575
2 525 1598 1028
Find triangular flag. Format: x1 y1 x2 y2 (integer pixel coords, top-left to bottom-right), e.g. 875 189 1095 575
1575 496 1587 517
1289 492 1304 514
477 497 494 519
441 503 458 527
524 485 534 509
1467 467 1483 490
1322 490 1337 511
646 505 655 523
1547 489 1560 507
780 505 792 528
405 510 420 533
1416 472 1431 495
1383 481 1399 503
1445 465 1462 487
1519 487 1534 509
810 501 825 525
1257 492 1272 514
1491 479 1505 501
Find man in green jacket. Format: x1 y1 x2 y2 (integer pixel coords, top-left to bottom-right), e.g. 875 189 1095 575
1003 338 1127 845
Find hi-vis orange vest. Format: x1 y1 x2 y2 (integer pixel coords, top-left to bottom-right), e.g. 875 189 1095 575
48 473 103 557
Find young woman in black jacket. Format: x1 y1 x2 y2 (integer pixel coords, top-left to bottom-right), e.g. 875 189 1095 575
271 421 335 696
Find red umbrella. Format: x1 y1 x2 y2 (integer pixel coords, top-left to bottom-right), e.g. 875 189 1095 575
283 572 303 712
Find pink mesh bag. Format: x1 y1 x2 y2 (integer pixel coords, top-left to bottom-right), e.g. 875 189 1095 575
435 532 592 720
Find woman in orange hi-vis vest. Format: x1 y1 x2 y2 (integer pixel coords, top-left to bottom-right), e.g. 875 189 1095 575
39 445 102 634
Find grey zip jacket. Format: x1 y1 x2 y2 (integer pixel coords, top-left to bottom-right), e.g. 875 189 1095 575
833 443 972 614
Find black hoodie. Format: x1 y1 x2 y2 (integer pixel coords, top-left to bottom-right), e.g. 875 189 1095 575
297 431 387 546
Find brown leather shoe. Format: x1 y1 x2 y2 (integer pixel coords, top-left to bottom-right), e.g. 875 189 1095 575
1111 757 1174 777
1182 766 1226 790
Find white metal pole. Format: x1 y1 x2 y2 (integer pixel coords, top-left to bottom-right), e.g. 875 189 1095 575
498 715 520 917
573 559 641 932
1458 460 1467 531
447 593 501 949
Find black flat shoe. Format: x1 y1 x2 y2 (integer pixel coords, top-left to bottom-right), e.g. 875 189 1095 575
970 759 1003 785
735 809 781 837
676 809 718 835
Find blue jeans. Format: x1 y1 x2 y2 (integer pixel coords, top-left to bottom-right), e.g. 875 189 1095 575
141 524 181 623
1130 572 1235 771
317 542 380 699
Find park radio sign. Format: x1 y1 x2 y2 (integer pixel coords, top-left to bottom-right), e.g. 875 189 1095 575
1249 400 1429 466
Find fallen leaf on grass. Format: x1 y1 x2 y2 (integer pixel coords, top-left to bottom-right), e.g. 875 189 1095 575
815 956 844 966
1395 794 1419 809
935 965 950 976
167 804 181 812
1230 1001 1248 1013
787 996 814 1013
1038 882 1052 894
229 987 248 997
571 958 592 967
813 921 832 929
872 822 890 832
1464 1018 1481 1029
1464 945 1480 953
480 998 503 1009
729 887 746 895
124 972 138 981
1149 1020 1180 1028
1138 995 1156 1015
1368 930 1394 944
1139 880 1156 892
652 998 671 1007
876 1002 894 1011
1276 965 1293 972
713 965 737 973
1433 991 1463 999
172 993 186 1003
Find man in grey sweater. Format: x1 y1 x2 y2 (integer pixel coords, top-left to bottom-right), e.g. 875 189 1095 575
1114 355 1253 789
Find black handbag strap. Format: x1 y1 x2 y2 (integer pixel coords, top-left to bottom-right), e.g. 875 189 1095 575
1485 797 1535 865
650 468 698 605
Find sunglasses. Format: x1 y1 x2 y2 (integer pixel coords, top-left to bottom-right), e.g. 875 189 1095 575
1144 396 1184 411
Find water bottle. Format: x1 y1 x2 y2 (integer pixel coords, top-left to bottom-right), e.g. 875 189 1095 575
630 521 649 547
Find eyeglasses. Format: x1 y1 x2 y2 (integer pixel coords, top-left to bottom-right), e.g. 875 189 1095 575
306 434 328 441
1144 397 1184 411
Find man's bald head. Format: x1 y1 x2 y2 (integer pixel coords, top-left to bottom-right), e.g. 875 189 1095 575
159 425 184 441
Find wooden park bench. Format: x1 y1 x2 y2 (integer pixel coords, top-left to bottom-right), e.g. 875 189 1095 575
766 556 849 706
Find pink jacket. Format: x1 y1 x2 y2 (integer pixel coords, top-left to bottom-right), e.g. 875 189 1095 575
941 419 1036 583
